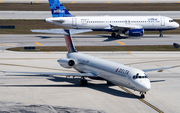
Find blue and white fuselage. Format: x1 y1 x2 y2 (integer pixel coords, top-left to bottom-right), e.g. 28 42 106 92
44 0 179 37
46 16 179 31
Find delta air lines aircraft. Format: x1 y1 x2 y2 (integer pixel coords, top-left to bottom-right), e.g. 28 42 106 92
3 31 175 99
32 0 179 38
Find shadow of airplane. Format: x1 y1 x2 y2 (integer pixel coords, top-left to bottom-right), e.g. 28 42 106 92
3 75 137 99
36 36 54 39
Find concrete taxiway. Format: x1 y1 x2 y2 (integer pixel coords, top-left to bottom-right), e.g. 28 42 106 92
0 34 180 50
0 51 180 113
0 11 180 20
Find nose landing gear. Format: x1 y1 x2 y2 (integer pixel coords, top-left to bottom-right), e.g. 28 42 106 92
159 30 163 37
140 92 146 99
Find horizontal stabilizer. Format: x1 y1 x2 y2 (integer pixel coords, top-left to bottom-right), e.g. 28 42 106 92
31 29 68 35
31 29 92 35
2 71 97 77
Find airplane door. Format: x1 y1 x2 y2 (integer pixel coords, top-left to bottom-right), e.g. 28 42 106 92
72 18 77 26
161 18 165 26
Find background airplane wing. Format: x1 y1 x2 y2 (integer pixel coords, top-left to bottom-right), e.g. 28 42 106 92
31 29 92 35
1 71 97 77
143 67 174 72
110 24 143 31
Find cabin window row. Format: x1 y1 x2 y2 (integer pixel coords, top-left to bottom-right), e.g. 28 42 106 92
82 21 160 23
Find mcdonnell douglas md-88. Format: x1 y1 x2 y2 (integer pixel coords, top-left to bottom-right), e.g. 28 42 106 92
3 31 175 98
32 0 179 38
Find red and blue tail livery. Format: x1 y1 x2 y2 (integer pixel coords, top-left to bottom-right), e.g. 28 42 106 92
64 34 77 53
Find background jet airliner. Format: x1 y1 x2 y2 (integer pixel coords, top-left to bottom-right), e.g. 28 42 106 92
3 30 174 99
32 0 179 38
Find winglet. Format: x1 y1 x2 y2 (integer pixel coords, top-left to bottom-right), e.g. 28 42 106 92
48 0 74 17
64 30 77 53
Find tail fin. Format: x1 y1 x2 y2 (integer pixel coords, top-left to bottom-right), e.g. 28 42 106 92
48 0 74 17
64 32 77 53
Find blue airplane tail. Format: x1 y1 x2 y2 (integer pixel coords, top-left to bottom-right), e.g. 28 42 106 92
48 0 74 17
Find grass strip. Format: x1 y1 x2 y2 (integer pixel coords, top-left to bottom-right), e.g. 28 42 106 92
0 3 180 11
7 45 180 52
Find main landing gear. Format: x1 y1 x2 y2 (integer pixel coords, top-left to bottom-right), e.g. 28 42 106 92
107 81 114 85
111 32 121 38
140 92 146 99
80 77 87 86
159 30 163 37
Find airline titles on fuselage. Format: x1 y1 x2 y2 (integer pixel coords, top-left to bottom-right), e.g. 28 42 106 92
115 68 129 75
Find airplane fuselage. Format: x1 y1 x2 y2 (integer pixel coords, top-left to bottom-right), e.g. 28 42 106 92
65 52 151 93
46 16 179 32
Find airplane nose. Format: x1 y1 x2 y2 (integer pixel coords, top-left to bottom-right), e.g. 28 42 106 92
139 81 151 92
176 22 180 28
175 22 179 28
143 81 151 92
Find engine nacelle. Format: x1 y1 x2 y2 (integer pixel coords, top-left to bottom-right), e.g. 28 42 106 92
125 29 144 37
57 58 75 68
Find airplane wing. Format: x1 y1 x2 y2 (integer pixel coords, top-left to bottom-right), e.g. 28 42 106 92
31 29 68 35
143 67 174 72
110 24 143 31
31 29 92 35
1 71 96 77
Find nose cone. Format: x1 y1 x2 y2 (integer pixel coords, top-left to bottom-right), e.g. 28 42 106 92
174 22 179 28
136 80 151 92
176 22 180 28
141 81 151 92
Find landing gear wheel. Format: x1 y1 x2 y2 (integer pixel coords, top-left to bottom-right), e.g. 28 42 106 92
80 77 87 86
111 32 116 37
141 94 145 99
107 81 114 85
116 34 121 38
159 31 163 37
159 34 163 37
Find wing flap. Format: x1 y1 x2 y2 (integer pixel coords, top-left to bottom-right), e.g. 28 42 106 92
110 24 143 31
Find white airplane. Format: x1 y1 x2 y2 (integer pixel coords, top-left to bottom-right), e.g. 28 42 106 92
2 31 174 99
32 0 179 38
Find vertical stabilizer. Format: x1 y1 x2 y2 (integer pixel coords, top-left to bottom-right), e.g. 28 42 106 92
64 32 77 53
48 0 74 17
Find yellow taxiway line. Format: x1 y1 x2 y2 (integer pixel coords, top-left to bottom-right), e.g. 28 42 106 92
0 44 13 47
118 85 163 113
35 42 43 46
116 41 126 45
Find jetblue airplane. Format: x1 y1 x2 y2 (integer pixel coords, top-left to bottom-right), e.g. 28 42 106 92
3 31 174 98
32 0 179 38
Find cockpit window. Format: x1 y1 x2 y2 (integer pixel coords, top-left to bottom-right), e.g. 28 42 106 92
132 73 148 79
169 20 174 22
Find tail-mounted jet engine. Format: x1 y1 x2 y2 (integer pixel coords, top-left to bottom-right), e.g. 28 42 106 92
57 58 75 68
